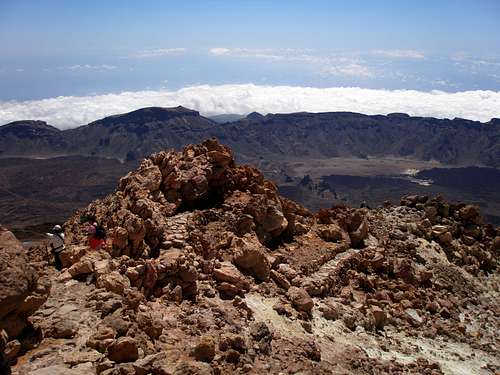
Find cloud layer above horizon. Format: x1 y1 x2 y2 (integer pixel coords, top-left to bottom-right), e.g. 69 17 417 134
1 84 499 129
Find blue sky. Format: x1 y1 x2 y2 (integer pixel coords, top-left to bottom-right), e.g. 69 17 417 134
0 0 500 126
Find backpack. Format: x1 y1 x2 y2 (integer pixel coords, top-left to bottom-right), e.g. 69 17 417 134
94 225 106 239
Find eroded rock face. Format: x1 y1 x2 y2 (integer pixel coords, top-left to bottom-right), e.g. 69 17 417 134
59 139 316 306
65 139 301 258
14 140 498 375
0 227 49 369
0 228 37 328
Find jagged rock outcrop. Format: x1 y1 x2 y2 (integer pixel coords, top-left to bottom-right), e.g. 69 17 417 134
10 140 500 374
0 226 50 371
400 194 497 274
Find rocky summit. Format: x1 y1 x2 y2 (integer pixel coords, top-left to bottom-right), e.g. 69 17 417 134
1 139 499 374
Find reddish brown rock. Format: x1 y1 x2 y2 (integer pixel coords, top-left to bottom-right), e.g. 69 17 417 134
87 325 116 353
371 306 386 329
59 245 88 268
107 337 139 363
28 140 496 375
217 282 244 299
213 262 250 291
0 329 10 374
393 258 413 281
0 227 49 341
350 218 369 247
68 259 93 278
270 270 291 290
320 303 341 321
96 271 131 295
4 340 21 363
231 235 270 281
317 224 345 242
288 287 314 313
191 335 216 362
44 318 78 339
400 194 428 207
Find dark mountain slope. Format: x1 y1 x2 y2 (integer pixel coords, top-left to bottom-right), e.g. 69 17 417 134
64 106 216 160
1 108 499 166
0 120 68 157
212 112 500 166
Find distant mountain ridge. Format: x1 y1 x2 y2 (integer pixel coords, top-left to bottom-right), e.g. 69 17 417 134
1 106 499 167
0 120 69 157
65 106 215 161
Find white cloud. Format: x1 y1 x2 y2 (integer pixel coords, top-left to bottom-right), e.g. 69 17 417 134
324 63 374 78
209 47 231 56
15 68 25 72
209 47 284 60
0 84 499 129
209 48 374 77
127 48 186 58
371 49 425 59
431 79 457 88
68 64 117 71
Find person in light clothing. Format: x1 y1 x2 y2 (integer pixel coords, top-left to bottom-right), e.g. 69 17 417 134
46 224 65 270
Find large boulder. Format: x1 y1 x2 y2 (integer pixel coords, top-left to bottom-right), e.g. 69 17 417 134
0 227 49 339
242 195 288 242
230 235 270 281
96 271 130 295
0 228 37 323
0 227 49 372
68 260 93 278
106 337 139 363
58 245 89 268
213 262 250 291
349 218 368 247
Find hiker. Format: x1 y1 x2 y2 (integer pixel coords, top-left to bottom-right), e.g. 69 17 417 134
87 222 106 250
47 224 65 270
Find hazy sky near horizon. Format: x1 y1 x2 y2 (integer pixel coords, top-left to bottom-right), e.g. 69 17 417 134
1 0 500 125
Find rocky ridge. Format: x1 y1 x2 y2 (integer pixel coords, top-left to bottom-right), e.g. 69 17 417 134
2 108 499 167
2 139 499 374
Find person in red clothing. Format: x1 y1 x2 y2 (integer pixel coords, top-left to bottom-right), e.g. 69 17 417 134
87 222 106 250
